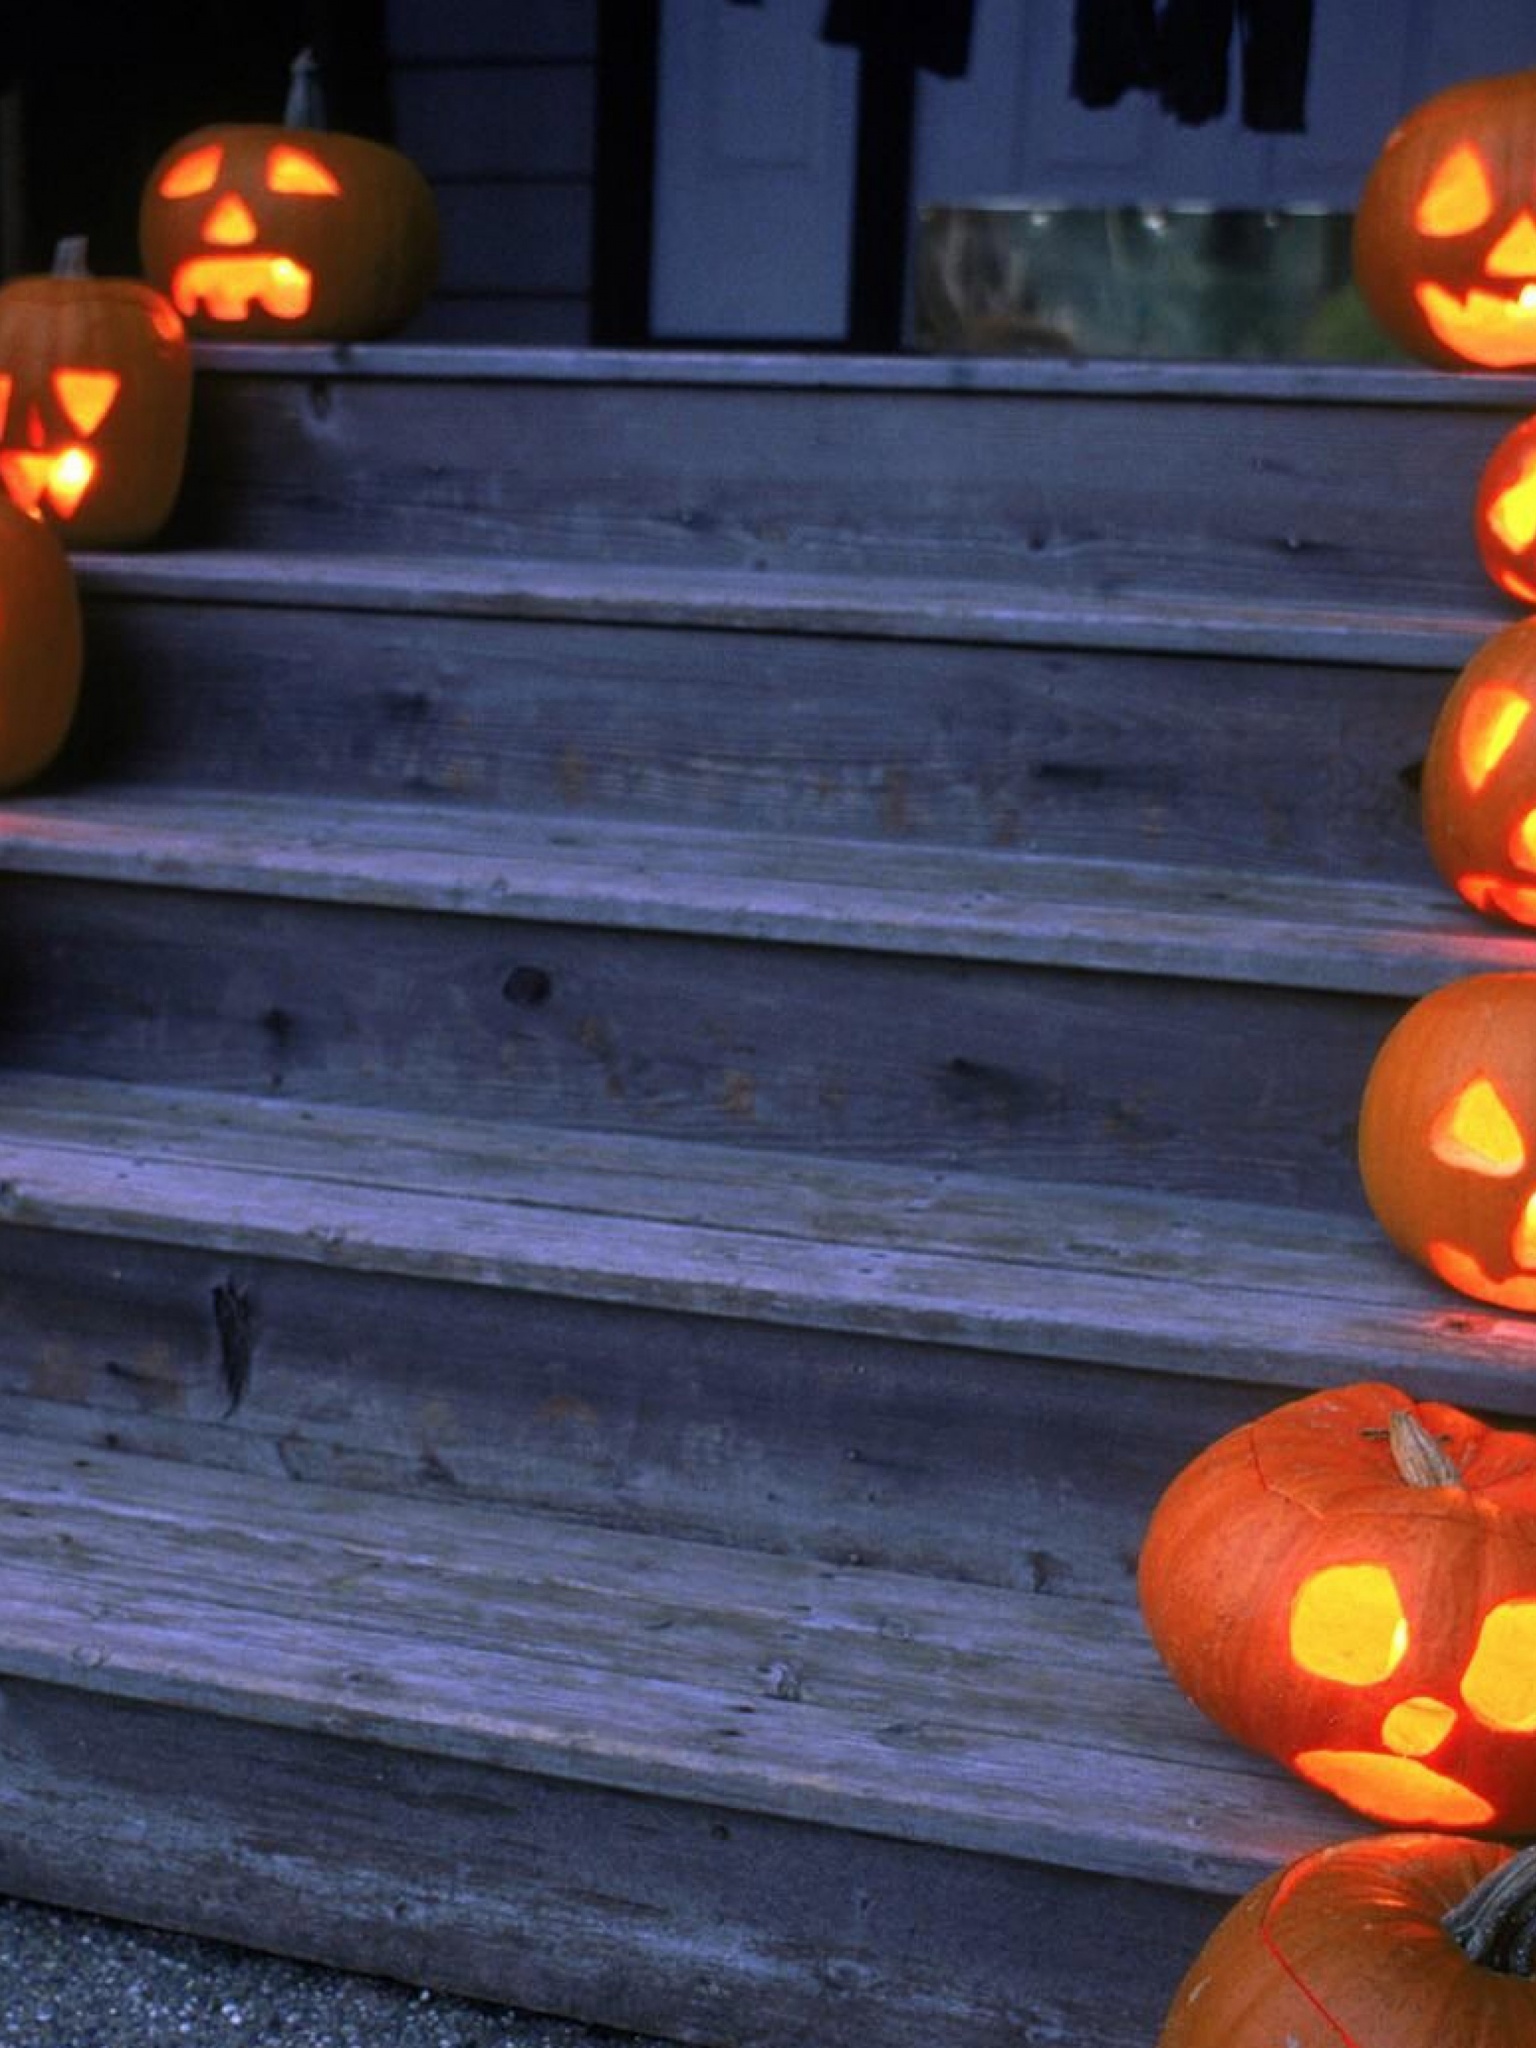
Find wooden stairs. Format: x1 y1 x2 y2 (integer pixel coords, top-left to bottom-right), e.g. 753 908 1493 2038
3 345 1536 2047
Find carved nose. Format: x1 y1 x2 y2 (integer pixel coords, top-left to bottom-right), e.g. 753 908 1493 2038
1383 1695 1458 1758
202 193 258 247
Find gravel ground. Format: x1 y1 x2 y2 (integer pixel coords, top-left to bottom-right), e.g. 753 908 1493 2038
0 1894 676 2048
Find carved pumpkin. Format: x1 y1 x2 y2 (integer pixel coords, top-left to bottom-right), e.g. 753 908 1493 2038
1421 622 1536 925
1354 68 1536 369
0 237 190 549
139 50 437 341
1158 1835 1536 2048
1138 1382 1536 1830
1358 971 1536 1309
1475 414 1536 605
0 498 83 788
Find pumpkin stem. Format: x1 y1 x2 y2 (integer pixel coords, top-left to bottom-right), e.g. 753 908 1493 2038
1445 1846 1536 1975
1389 1408 1462 1489
285 47 327 130
51 236 91 280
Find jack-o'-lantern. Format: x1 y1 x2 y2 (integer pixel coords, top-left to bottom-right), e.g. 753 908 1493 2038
1359 971 1536 1309
1157 1834 1536 2048
1138 1382 1536 1830
1475 415 1536 605
0 497 83 788
1421 620 1536 925
139 50 437 341
0 237 190 549
1354 68 1536 369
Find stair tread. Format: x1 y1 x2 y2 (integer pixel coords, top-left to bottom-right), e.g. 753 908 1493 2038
3 1072 1530 1406
78 547 1498 667
0 1427 1349 1895
2 786 1527 996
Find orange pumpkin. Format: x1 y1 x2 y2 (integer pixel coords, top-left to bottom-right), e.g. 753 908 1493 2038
1421 620 1536 925
1354 68 1536 369
1474 413 1536 605
1139 1382 1536 1830
0 237 190 549
1158 1835 1536 2047
1359 972 1536 1308
0 499 83 788
139 50 437 342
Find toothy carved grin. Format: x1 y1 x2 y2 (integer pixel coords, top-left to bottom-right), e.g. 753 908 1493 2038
0 445 97 520
170 255 314 323
1416 280 1536 367
1428 1238 1536 1311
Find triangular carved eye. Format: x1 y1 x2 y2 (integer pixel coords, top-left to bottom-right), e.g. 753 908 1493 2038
1416 144 1496 237
52 370 120 437
1429 1075 1527 1176
1488 460 1536 555
0 373 11 439
159 144 224 199
1458 683 1531 792
266 145 341 197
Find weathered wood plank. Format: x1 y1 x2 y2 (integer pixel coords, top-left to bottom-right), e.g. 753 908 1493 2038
0 789 1523 996
165 350 1535 608
0 1433 1352 1895
0 1211 1260 1603
0 1676 1225 2048
2 1076 1535 1421
182 344 1536 406
69 577 1467 880
0 858 1404 1204
76 549 1498 665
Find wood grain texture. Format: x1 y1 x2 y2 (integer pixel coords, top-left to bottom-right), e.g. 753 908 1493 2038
0 858 1406 1205
162 351 1536 609
71 559 1474 879
0 1431 1352 1897
0 1675 1225 2048
0 788 1521 994
1 1075 1533 1419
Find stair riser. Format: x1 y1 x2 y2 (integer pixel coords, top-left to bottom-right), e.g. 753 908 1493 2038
0 1673 1225 2048
0 1221 1281 1601
173 362 1517 611
79 594 1439 880
0 875 1392 1206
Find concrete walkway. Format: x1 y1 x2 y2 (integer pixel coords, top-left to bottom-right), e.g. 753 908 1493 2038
0 1895 674 2048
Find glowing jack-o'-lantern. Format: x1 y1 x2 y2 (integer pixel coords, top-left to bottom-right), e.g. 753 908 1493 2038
1139 1383 1536 1831
0 497 83 788
1354 68 1536 369
0 237 190 549
1358 971 1536 1310
1421 619 1536 925
1156 1834 1536 2048
139 50 437 341
1475 415 1536 605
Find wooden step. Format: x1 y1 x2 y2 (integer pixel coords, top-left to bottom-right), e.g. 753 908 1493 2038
73 549 1491 881
0 1428 1352 2047
1 1072 1530 1599
0 788 1528 1208
169 346 1536 614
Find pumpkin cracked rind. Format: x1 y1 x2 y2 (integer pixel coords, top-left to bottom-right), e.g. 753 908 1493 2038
1139 1382 1536 1831
1158 1835 1536 2046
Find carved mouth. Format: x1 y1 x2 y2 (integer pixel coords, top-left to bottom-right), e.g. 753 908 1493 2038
1428 1237 1536 1311
1293 1748 1494 1827
1416 280 1536 367
1456 873 1536 925
171 255 314 323
0 445 97 520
